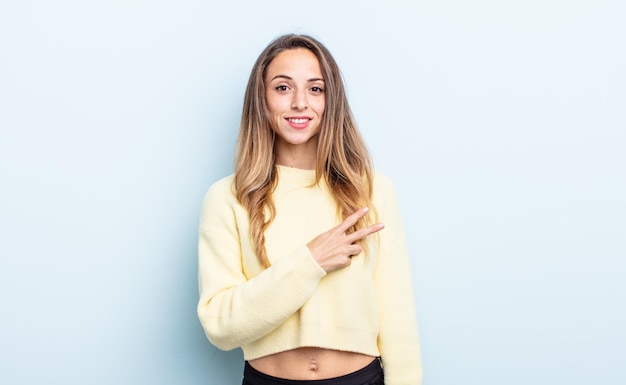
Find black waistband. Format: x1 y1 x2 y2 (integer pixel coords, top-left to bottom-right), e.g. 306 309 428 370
243 357 382 385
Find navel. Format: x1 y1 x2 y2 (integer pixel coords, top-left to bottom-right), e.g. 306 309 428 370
309 358 318 372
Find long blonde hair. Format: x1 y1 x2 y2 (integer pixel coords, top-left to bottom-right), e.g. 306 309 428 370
234 34 374 268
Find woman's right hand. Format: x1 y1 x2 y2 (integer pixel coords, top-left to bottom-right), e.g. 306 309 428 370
307 207 384 273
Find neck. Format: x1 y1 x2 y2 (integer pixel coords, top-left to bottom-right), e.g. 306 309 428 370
275 139 318 170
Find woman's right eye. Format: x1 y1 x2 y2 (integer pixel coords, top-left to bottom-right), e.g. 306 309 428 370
275 85 289 91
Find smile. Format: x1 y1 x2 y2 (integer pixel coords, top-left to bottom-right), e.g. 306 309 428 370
287 117 311 124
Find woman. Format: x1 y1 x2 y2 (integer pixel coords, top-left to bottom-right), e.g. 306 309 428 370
198 34 422 385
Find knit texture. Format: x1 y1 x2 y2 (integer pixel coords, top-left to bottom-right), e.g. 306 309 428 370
197 166 422 384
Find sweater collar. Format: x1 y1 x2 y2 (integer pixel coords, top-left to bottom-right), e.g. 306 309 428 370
276 165 317 185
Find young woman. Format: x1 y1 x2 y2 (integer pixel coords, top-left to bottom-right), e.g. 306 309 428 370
198 34 422 385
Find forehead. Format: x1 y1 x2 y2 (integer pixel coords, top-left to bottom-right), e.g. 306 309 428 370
265 48 323 80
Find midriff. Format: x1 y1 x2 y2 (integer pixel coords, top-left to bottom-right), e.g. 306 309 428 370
248 347 376 380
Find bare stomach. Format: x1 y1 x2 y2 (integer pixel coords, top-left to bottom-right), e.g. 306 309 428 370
248 347 376 380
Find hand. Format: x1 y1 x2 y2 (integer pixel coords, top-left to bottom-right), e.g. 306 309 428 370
307 207 384 273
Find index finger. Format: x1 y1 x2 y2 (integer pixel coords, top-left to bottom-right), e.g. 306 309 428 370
335 207 370 233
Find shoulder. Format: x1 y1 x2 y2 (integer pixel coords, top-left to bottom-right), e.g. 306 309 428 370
199 174 240 230
206 174 235 196
208 174 235 193
372 170 397 201
202 174 238 208
372 171 403 221
373 170 394 189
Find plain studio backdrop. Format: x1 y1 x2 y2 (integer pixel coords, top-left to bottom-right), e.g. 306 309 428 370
1 1 624 384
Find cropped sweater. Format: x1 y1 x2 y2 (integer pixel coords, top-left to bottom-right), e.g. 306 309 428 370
197 166 422 384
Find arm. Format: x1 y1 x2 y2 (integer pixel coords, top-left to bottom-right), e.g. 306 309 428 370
374 175 423 384
197 179 327 350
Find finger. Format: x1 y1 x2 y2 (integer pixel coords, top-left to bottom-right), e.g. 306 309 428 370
335 207 370 233
347 243 363 256
346 222 385 243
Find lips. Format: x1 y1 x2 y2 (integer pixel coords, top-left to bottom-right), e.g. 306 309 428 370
288 118 309 124
285 116 312 129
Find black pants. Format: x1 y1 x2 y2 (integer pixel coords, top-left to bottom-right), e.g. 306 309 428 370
242 357 384 385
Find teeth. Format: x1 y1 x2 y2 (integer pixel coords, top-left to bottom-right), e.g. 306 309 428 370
288 118 308 124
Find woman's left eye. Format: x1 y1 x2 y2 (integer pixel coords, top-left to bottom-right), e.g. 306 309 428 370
311 86 324 93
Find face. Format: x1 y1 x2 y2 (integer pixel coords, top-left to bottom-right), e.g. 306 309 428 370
265 48 325 162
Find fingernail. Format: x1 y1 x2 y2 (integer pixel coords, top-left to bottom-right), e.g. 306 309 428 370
362 207 369 213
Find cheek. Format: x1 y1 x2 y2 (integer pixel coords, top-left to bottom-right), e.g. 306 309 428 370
266 97 285 116
316 98 326 116
265 91 277 113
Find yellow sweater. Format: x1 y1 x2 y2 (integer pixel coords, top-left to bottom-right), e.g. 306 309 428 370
197 166 422 384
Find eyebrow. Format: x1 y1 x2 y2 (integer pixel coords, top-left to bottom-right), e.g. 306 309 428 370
271 74 325 82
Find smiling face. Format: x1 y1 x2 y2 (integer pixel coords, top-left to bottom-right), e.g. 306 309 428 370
265 48 325 168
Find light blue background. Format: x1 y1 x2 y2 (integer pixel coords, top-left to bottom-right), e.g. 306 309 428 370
1 1 625 384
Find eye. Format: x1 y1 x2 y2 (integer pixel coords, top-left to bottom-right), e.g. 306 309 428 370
275 85 289 92
310 86 324 94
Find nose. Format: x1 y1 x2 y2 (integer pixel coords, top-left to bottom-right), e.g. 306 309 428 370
291 89 308 111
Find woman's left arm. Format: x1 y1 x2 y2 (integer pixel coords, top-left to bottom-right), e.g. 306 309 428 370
373 174 423 385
